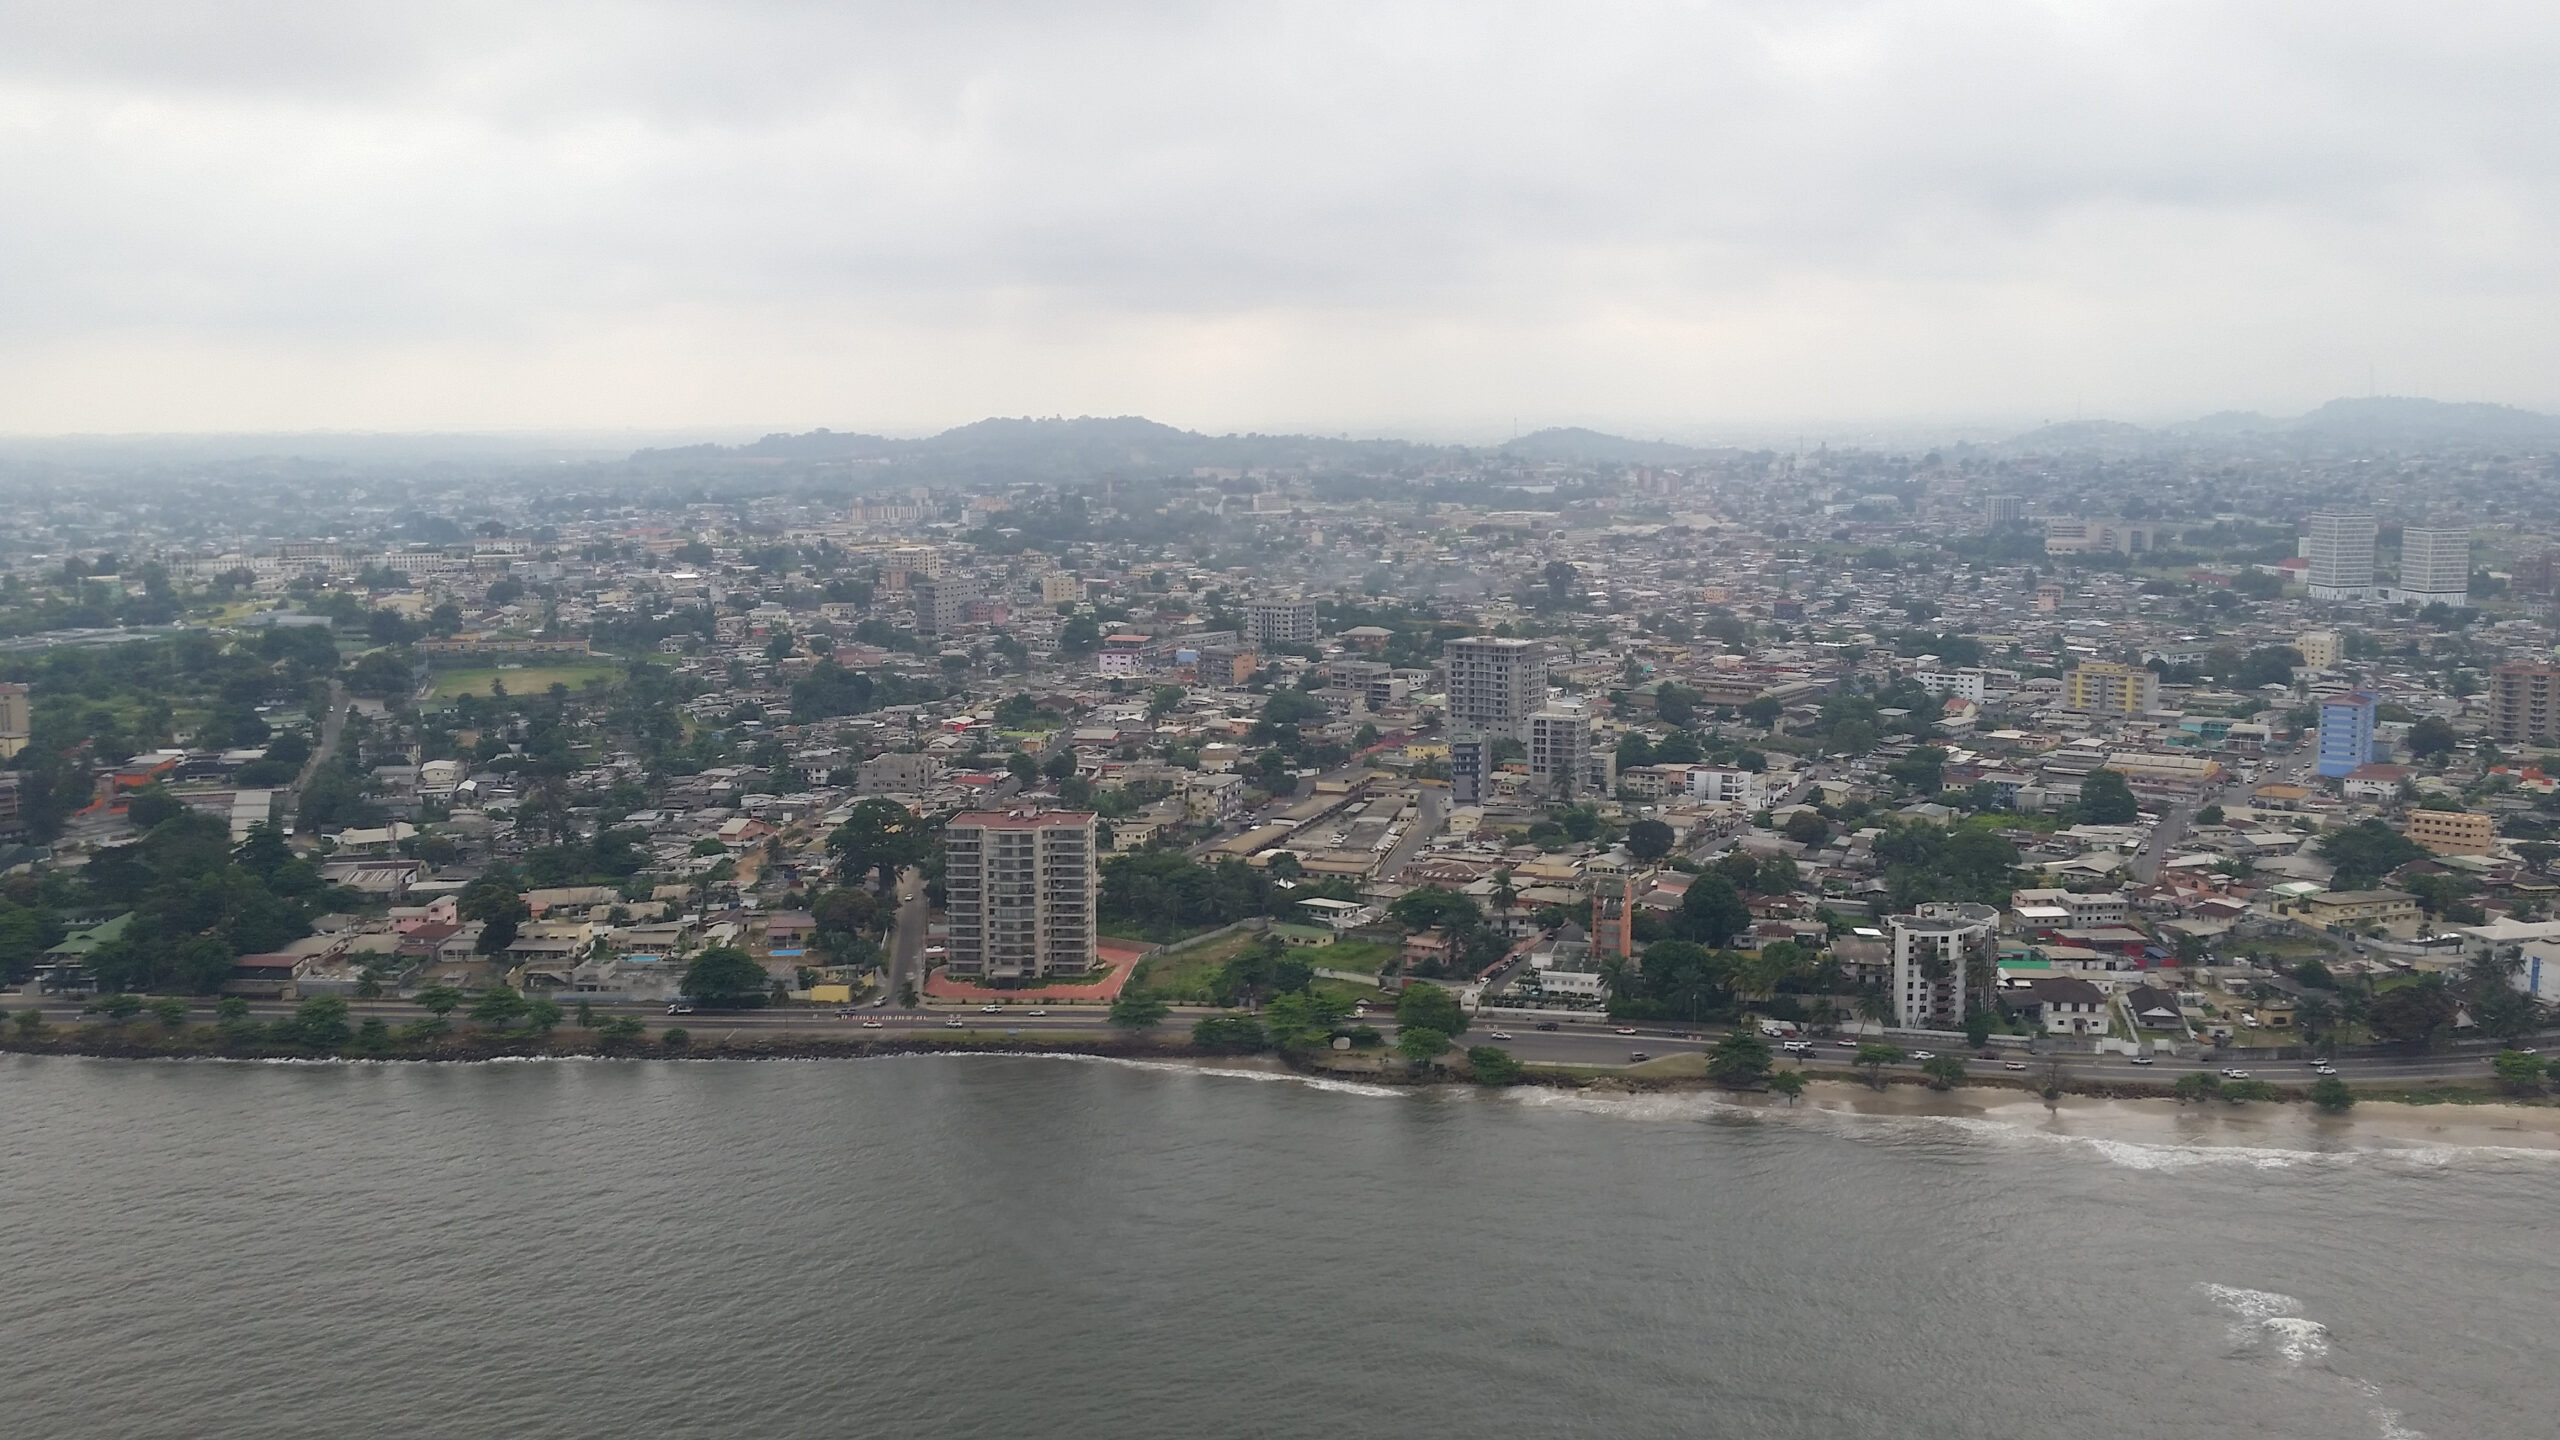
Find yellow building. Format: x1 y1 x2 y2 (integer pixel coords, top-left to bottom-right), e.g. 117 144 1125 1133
2296 630 2342 670
2403 806 2494 856
2064 661 2160 715
0 682 24 759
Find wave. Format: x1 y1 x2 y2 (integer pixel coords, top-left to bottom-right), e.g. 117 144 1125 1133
1491 1082 2560 1174
1036 1051 1412 1098
2200 1283 2423 1439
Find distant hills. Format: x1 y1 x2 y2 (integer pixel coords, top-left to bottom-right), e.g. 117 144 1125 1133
2005 396 2560 453
631 415 1726 480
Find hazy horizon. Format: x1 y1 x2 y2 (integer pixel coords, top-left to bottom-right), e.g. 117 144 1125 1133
6 2 2557 435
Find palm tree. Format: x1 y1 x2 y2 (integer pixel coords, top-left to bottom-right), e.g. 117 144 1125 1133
1855 988 1892 1034
1596 954 1634 1009
1491 870 1519 936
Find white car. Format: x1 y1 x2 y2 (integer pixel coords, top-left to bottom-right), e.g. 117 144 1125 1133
2004 1060 2028 1071
1487 1030 1513 1041
2221 1068 2252 1080
944 1018 965 1029
1026 1009 1049 1017
2128 1056 2154 1066
861 1019 885 1029
2314 1064 2339 1076
980 1004 1003 1014
1910 1050 1937 1061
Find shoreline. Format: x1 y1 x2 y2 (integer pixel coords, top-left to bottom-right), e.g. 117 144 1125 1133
13 1037 2558 1158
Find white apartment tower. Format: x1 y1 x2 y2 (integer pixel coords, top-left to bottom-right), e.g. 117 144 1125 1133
941 810 1099 982
1887 903 1998 1030
2396 526 2471 606
2305 512 2377 601
1444 636 1548 739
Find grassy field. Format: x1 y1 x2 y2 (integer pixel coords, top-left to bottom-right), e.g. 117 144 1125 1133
1129 932 1395 1004
429 660 621 701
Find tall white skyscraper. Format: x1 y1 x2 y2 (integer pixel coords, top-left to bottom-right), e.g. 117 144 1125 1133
2305 512 2377 600
2396 526 2471 605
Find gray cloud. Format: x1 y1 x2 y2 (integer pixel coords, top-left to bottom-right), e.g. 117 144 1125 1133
1 0 2555 433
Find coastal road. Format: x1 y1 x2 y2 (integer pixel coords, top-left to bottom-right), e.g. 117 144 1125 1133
75 995 2534 1089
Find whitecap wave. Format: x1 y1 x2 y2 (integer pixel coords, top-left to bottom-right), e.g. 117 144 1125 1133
2201 1284 2425 1439
1037 1051 1411 1098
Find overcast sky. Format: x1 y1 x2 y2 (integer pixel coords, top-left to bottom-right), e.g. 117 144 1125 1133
3 0 2555 438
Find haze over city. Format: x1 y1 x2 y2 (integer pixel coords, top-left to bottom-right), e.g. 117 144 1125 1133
7 1 2559 437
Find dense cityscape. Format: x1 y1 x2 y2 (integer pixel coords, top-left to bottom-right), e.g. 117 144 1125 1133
3 404 2559 1102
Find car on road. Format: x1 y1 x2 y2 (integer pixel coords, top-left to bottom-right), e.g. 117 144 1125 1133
944 1018 965 1029
861 1020 885 1029
834 1008 860 1018
2129 1056 2154 1066
2004 1061 2028 1071
1835 1038 1857 1048
1535 1021 1559 1031
1627 1051 1649 1062
980 1004 1003 1013
2314 1064 2339 1076
1910 1050 1937 1061
666 1003 695 1015
1488 1030 1513 1040
2220 1067 2252 1079
1614 1026 1638 1035
1026 1009 1048 1017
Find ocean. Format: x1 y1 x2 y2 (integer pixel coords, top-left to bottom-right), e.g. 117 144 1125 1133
2 1052 2550 1439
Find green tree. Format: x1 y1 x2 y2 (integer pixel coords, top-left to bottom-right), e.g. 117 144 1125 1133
595 1015 648 1051
1109 993 1171 1029
525 998 564 1034
2076 769 2139 824
292 994 351 1049
1467 1046 1524 1085
2316 820 2428 892
1768 1069 1808 1104
1920 1054 1967 1090
469 984 529 1028
460 878 530 955
576 999 596 1028
1854 1042 1904 1088
827 797 929 892
416 985 464 1019
1191 1013 1268 1052
2173 1070 2221 1102
87 992 145 1027
215 994 251 1027
1395 983 1468 1037
356 1016 390 1051
147 995 190 1030
2366 975 2458 1047
11 1007 42 1038
1705 1029 1774 1088
2221 1078 2278 1103
1397 1025 1452 1065
681 946 770 1007
1964 1010 1993 1048
662 1027 690 1050
2309 1076 2354 1112
1625 818 1675 861
1264 990 1352 1052
2493 1049 2548 1095
1673 871 1749 947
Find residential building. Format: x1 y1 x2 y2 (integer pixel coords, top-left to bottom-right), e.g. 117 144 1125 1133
1449 732 1492 807
2395 526 2471 605
853 752 941 795
2296 629 2342 670
1684 765 1763 808
2404 806 2494 856
1987 494 2025 528
941 810 1098 982
1039 571 1082 605
0 682 25 759
2063 661 2159 715
912 573 975 636
2305 511 2377 600
2301 889 2419 930
1245 599 1318 649
2316 691 2379 778
1527 703 1590 798
1887 902 1997 1030
2489 663 2560 746
1443 636 1547 739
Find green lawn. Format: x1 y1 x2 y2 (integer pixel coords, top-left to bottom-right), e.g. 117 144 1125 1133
429 660 621 701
